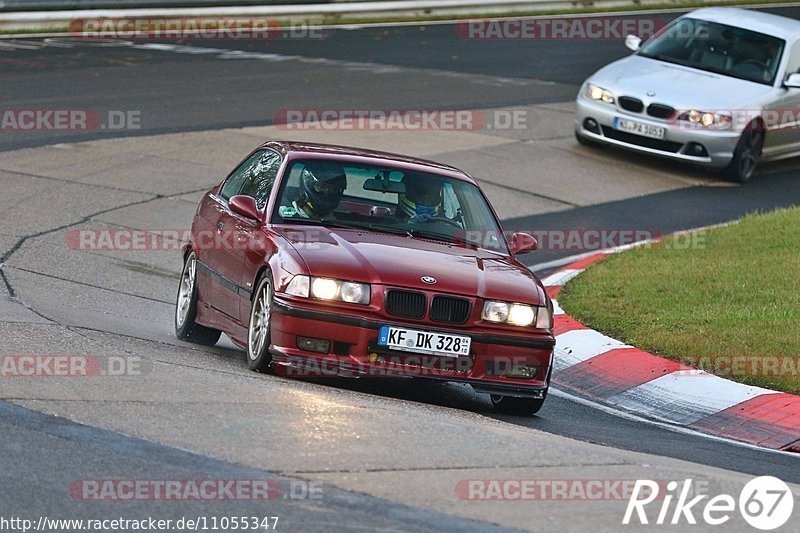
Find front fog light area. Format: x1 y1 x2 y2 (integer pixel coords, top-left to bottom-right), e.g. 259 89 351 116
486 360 539 379
297 336 330 353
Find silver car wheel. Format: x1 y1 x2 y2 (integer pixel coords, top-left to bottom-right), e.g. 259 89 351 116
737 129 762 181
176 254 196 328
248 279 272 361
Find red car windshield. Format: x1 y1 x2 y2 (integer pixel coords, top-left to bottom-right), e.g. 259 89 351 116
272 159 509 253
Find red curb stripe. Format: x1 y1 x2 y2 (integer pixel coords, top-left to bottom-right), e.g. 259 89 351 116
554 348 691 399
689 393 800 450
553 315 588 336
546 244 800 452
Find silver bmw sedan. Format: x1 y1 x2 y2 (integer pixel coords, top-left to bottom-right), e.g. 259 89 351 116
575 7 800 182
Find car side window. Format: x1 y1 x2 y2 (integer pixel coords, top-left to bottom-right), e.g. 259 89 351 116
220 150 282 209
785 39 800 77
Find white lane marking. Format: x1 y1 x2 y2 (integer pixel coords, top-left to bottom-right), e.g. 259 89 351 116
553 328 630 371
549 387 800 458
541 268 582 287
128 42 543 87
40 38 76 48
606 371 781 426
0 40 41 50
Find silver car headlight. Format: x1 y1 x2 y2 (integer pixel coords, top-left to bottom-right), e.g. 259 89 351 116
678 109 732 128
586 83 615 104
482 300 552 328
285 275 370 305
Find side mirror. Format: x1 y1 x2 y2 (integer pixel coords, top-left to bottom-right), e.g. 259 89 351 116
507 231 538 255
625 34 642 51
229 195 261 221
785 73 800 89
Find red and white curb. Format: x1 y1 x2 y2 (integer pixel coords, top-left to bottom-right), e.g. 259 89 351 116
542 249 800 453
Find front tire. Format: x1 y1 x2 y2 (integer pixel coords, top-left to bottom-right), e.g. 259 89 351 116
491 393 546 416
247 273 274 372
175 252 221 346
721 125 763 183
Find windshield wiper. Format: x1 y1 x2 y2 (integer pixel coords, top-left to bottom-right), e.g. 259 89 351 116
366 223 412 237
406 228 475 247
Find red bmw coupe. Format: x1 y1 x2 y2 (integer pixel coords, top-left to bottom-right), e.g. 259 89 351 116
175 141 555 414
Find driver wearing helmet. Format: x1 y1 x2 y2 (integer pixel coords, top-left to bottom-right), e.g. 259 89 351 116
397 172 443 223
293 161 347 219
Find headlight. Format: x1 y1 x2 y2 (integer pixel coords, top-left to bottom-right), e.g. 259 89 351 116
678 109 732 128
482 300 551 328
285 275 370 305
311 278 338 300
586 83 614 104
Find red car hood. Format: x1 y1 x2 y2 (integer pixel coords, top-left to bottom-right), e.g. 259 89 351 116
277 226 546 306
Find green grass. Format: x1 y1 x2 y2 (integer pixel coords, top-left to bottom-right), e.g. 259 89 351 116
558 207 800 394
1 0 797 35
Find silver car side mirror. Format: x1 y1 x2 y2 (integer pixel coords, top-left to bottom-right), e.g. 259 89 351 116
625 34 641 51
784 73 800 89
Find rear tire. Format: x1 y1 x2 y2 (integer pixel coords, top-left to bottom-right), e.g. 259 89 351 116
175 252 221 346
721 125 763 183
247 273 274 373
491 393 546 416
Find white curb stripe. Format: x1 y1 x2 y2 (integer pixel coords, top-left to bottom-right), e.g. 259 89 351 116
606 371 780 425
553 329 630 372
541 268 582 287
552 299 564 316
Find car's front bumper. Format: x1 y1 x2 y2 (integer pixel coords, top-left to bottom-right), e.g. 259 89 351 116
269 296 554 398
574 95 742 168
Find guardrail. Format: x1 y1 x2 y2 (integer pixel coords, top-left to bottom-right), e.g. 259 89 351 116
0 0 732 31
0 1 329 13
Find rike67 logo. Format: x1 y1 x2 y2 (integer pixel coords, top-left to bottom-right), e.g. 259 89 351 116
624 476 794 529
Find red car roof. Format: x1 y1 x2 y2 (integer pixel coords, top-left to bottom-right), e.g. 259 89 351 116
261 140 477 185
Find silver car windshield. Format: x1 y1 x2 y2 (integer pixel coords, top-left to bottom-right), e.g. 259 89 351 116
638 17 785 86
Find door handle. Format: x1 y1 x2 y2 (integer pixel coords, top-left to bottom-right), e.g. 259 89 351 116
217 221 225 231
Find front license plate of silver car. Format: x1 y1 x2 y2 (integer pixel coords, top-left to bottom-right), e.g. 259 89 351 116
614 117 666 140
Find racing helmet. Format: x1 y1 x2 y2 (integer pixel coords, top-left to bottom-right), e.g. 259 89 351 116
398 173 443 221
299 161 347 217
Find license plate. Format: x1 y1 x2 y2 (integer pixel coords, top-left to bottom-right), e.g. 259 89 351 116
378 325 471 357
614 117 666 140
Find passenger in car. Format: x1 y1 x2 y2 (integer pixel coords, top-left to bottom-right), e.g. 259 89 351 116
396 172 444 223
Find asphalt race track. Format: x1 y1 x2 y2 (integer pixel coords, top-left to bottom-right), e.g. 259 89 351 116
1 5 800 532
